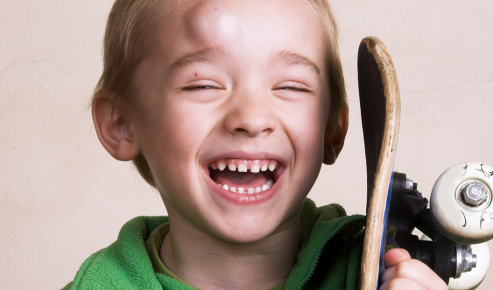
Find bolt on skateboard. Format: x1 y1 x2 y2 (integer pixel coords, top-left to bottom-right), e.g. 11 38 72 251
357 37 493 290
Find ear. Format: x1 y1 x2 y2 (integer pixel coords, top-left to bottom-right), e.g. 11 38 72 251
92 97 141 161
323 107 349 165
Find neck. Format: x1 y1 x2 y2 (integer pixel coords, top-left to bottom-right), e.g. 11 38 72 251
160 216 302 290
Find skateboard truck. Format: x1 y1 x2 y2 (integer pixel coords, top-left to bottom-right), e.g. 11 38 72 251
385 162 493 288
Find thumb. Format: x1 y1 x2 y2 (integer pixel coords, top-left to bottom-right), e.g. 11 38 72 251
384 248 411 267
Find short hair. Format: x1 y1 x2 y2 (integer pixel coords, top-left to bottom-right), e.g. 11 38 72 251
92 0 348 187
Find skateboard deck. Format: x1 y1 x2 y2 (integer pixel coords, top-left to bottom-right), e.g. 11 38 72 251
357 37 401 290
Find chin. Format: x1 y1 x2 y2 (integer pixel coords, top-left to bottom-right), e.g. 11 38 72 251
220 229 276 244
211 214 286 244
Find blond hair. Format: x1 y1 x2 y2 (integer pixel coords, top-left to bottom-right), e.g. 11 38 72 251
92 0 347 187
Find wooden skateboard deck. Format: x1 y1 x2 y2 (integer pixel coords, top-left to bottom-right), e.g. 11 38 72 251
357 37 401 290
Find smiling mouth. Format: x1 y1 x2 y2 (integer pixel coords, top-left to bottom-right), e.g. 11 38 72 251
208 159 281 194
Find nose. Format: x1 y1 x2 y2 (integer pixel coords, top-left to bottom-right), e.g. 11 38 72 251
223 88 276 137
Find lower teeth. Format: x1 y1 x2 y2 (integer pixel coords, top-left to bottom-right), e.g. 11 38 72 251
218 179 274 194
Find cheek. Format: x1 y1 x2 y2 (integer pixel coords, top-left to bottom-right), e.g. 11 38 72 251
299 98 327 172
282 98 326 177
297 120 325 175
133 100 213 189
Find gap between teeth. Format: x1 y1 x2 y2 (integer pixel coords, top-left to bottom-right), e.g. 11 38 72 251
218 179 274 194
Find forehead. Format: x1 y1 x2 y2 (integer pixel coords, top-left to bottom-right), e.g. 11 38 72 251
151 0 326 64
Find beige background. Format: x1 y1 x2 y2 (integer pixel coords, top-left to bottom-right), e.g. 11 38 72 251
1 0 492 289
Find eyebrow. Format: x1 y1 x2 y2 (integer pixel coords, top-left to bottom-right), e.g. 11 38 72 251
167 48 321 78
273 50 321 78
167 47 228 74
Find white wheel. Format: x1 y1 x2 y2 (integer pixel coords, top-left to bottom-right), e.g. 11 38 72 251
448 242 490 290
430 162 493 244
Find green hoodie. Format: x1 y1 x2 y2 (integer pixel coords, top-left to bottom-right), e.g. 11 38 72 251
63 199 366 290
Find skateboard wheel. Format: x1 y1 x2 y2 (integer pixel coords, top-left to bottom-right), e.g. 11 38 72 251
431 162 493 244
448 242 490 290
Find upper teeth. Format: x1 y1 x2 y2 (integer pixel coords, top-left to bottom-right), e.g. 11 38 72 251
210 159 278 172
238 164 247 172
217 162 226 171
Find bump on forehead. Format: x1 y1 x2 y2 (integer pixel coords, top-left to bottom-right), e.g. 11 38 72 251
137 0 329 59
178 1 247 47
182 1 211 41
174 0 324 44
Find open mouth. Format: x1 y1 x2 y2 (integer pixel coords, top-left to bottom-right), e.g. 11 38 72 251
208 159 281 194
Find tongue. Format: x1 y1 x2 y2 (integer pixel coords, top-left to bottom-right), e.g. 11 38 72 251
215 170 267 188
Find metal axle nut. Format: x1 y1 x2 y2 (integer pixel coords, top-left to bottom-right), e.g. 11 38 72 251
455 244 477 278
462 182 487 206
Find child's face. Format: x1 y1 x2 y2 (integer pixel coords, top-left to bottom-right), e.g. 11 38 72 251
130 0 332 242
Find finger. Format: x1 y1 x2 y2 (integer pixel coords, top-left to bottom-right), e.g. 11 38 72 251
381 259 448 290
384 248 411 267
379 277 425 290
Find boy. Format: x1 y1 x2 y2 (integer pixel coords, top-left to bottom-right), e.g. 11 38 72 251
65 0 447 289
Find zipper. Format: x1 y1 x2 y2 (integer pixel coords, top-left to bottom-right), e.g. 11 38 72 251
295 215 366 290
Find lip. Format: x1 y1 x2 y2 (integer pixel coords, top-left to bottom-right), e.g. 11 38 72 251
202 151 286 205
202 151 287 167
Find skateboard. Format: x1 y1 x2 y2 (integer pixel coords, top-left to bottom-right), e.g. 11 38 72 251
357 36 400 290
357 36 493 290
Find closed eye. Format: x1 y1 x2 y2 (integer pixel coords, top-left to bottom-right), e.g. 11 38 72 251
181 85 218 91
274 86 312 93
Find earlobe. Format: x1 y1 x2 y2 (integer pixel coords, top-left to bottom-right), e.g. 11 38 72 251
323 107 349 165
92 98 141 161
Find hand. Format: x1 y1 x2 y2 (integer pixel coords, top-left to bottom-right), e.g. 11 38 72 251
379 248 448 290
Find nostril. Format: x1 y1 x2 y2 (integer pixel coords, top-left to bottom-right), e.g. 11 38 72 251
233 128 249 134
230 123 275 137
